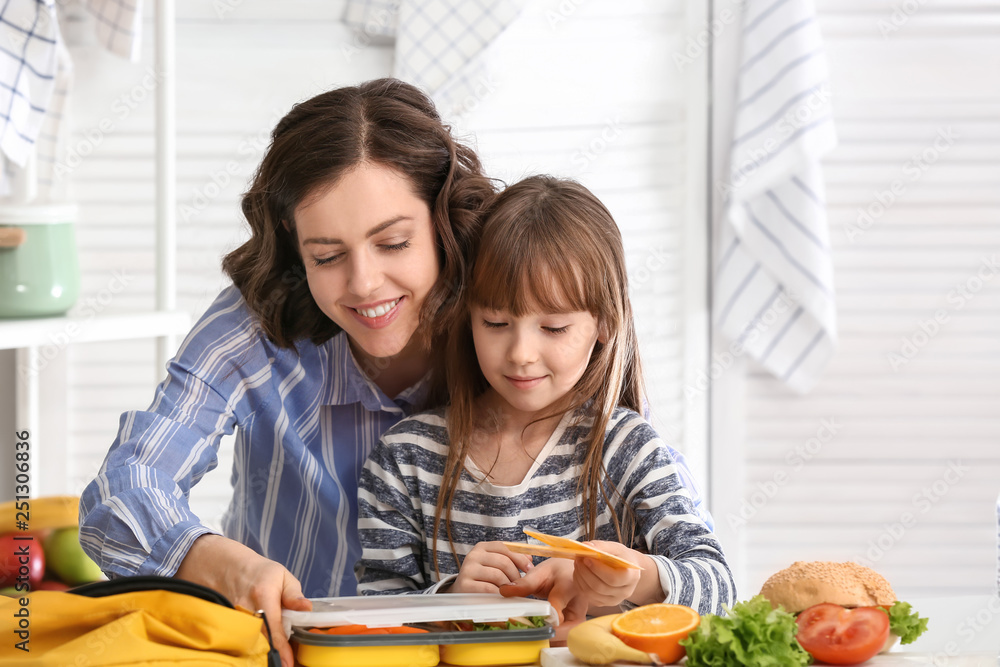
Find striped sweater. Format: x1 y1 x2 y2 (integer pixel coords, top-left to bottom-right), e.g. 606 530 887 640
356 407 736 615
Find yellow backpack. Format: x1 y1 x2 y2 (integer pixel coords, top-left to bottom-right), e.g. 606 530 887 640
0 576 279 665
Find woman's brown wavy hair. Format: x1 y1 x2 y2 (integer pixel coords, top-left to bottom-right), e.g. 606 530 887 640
223 78 494 349
428 175 646 572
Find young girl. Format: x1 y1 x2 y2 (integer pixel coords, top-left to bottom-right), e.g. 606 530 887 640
355 176 735 621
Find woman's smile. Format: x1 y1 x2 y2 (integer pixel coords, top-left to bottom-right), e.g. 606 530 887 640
348 296 404 328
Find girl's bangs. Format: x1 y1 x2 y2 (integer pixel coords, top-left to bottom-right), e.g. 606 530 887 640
470 237 591 316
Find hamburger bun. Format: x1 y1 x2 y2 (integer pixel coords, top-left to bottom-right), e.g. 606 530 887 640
759 561 896 613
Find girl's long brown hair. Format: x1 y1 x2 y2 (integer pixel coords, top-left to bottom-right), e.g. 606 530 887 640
222 78 494 350
428 176 646 570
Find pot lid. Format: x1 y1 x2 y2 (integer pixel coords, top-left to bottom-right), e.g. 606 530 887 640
0 203 78 225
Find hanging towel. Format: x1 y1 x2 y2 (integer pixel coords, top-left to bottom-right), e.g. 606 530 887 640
0 0 62 196
714 0 838 393
342 0 521 116
87 0 143 62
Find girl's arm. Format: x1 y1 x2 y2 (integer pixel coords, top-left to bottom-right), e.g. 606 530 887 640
607 411 738 615
356 434 444 595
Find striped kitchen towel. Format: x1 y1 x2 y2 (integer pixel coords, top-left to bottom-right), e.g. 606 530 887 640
343 0 521 116
0 0 63 197
714 0 838 393
87 0 143 62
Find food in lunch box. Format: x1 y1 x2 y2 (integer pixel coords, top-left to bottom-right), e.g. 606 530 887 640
759 561 929 665
307 625 429 635
432 615 549 631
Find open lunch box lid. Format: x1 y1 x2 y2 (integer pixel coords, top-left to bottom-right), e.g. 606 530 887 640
281 593 559 639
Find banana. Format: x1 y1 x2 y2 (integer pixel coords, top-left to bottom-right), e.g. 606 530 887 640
0 495 79 533
567 614 658 665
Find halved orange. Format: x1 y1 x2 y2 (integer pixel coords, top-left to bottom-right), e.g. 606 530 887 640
610 603 700 664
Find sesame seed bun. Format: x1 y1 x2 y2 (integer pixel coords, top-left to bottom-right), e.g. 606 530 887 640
759 561 897 613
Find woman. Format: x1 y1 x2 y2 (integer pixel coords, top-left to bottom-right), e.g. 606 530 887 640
78 78 494 667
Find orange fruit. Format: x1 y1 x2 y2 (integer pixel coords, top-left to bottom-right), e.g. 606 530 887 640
610 603 700 664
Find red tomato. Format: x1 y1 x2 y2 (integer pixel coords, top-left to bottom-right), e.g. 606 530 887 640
0 533 45 589
796 603 890 665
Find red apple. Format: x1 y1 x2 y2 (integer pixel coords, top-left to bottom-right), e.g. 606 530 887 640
0 532 45 589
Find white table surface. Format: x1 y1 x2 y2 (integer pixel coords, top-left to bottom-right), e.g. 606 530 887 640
540 595 1000 667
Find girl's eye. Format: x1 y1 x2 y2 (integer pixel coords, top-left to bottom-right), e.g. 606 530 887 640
544 326 569 335
381 240 411 252
481 319 506 329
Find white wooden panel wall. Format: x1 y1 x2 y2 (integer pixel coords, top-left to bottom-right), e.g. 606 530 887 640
61 1 709 532
722 0 1000 599
455 0 707 478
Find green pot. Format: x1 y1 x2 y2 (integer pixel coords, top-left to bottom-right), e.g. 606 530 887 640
0 204 80 318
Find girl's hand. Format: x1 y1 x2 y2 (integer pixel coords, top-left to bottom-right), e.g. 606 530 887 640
575 541 662 607
450 541 535 594
175 534 312 667
499 558 589 626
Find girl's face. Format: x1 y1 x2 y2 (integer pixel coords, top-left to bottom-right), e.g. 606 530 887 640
471 304 602 422
294 163 439 367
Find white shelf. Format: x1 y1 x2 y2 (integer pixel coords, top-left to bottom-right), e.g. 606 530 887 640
0 310 191 351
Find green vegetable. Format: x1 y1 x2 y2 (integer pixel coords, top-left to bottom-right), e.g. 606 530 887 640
679 595 811 667
472 616 548 631
886 601 929 644
472 622 505 631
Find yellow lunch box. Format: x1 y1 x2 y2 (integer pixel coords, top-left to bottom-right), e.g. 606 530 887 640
283 593 558 667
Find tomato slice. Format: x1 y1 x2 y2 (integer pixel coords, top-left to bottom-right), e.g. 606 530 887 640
796 603 890 665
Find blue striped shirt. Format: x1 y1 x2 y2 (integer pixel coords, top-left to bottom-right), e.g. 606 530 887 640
356 408 736 615
79 286 428 598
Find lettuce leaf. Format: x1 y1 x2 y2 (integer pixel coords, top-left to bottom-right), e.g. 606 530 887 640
886 601 929 644
679 596 811 667
471 616 548 631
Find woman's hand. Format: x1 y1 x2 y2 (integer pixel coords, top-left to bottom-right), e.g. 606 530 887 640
450 541 535 594
574 541 663 608
499 558 589 626
174 534 311 667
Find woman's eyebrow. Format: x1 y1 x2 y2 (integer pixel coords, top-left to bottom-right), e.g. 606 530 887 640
302 216 411 246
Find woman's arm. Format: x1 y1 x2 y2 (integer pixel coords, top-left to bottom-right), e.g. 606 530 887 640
79 289 311 667
79 289 251 578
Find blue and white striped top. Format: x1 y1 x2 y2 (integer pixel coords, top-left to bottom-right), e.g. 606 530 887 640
356 407 736 615
78 285 428 598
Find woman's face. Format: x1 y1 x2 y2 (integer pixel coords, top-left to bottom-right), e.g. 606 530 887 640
294 162 439 366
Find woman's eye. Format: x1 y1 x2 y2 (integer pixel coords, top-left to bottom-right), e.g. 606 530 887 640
313 254 342 266
481 319 506 329
381 240 411 252
544 326 570 335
